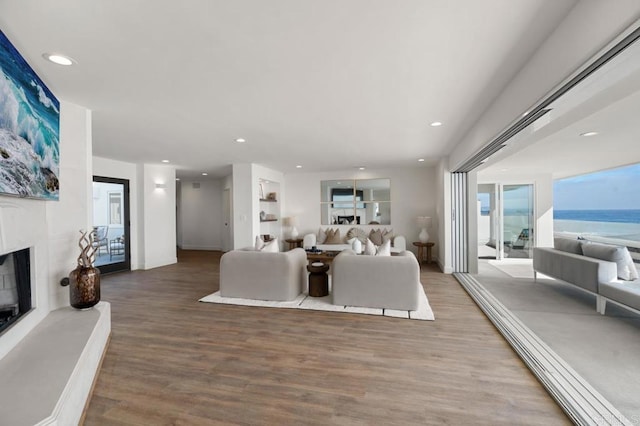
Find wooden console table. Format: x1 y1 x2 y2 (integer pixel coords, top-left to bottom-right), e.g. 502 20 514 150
413 241 434 264
285 238 303 250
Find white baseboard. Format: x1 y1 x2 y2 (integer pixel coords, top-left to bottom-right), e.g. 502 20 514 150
141 257 178 270
437 259 453 273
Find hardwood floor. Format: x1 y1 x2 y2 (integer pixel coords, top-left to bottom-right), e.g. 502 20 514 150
83 250 569 425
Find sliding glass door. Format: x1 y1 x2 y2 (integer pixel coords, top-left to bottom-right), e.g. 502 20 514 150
477 183 535 260
92 176 131 274
477 184 500 259
502 184 534 259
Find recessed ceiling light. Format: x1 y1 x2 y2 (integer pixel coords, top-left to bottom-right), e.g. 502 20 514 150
202 172 208 176
358 167 366 170
176 178 180 181
296 165 302 169
162 160 169 163
42 53 75 66
580 131 598 137
418 158 425 162
235 138 246 143
430 121 442 127
500 168 509 172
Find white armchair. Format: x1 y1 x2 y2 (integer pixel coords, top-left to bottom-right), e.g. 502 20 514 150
332 249 421 310
220 248 307 301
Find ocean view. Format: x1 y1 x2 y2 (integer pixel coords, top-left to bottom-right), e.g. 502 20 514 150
554 209 640 224
553 210 640 243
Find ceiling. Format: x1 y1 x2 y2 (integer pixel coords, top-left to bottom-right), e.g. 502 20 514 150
0 0 577 179
478 31 640 180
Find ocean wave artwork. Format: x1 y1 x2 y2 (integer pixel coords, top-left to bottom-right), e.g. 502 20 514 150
0 29 59 200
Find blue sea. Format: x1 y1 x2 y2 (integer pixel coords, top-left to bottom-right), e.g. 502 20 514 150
0 29 60 200
554 209 640 224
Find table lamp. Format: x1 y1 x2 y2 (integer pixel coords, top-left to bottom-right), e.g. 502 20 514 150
288 216 298 239
416 216 432 243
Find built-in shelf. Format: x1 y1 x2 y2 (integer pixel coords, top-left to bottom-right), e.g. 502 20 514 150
260 218 278 222
259 198 278 202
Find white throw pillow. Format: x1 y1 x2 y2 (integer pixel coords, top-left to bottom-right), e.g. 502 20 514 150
351 238 362 254
260 238 279 253
382 229 394 245
317 227 327 244
364 238 377 255
363 238 390 256
582 243 636 281
255 236 265 251
376 239 391 256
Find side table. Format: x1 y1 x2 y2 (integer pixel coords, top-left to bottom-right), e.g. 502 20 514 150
412 241 434 264
285 238 303 250
307 262 330 297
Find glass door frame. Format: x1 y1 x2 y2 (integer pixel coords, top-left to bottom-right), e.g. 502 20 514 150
93 175 131 274
499 183 535 260
478 182 536 261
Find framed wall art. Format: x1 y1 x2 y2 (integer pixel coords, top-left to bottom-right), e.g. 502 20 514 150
0 29 60 200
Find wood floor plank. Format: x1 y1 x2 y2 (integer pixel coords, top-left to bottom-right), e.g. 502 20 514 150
83 250 569 425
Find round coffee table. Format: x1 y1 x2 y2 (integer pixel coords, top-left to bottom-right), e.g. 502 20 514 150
307 262 330 297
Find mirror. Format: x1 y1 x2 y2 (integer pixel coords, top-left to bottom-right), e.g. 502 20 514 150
320 179 391 225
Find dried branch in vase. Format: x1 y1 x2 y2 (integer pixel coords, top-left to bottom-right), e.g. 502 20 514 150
77 230 97 267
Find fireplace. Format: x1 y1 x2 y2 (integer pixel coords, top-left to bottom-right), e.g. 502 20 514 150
0 248 31 334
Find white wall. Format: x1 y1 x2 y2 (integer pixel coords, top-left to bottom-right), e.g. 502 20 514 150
435 158 452 273
0 101 92 360
222 174 233 251
139 164 177 269
92 157 140 269
178 179 223 250
284 166 437 257
231 163 253 249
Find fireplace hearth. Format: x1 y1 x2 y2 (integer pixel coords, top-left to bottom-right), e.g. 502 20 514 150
0 248 31 334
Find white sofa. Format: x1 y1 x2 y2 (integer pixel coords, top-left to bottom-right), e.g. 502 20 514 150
303 228 406 254
533 237 640 314
220 247 307 301
332 249 421 310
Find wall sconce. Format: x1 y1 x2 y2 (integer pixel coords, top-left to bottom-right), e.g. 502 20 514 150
155 183 167 190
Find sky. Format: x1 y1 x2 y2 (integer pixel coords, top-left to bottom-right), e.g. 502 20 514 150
554 163 640 210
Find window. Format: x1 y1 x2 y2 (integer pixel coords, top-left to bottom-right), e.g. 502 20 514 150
109 192 122 225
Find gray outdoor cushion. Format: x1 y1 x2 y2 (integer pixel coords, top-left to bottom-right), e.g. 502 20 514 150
554 237 583 255
582 243 638 281
599 281 640 311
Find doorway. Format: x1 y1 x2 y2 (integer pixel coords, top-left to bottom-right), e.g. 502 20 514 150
477 183 534 260
92 176 131 274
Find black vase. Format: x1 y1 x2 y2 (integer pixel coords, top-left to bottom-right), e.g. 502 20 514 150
67 266 101 309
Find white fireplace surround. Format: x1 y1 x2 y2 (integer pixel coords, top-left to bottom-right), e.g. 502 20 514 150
0 102 110 424
0 199 111 425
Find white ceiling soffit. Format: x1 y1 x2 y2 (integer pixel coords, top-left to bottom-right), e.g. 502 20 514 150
478 26 640 180
0 0 577 178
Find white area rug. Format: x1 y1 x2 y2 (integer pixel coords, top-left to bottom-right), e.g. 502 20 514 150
199 286 435 321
